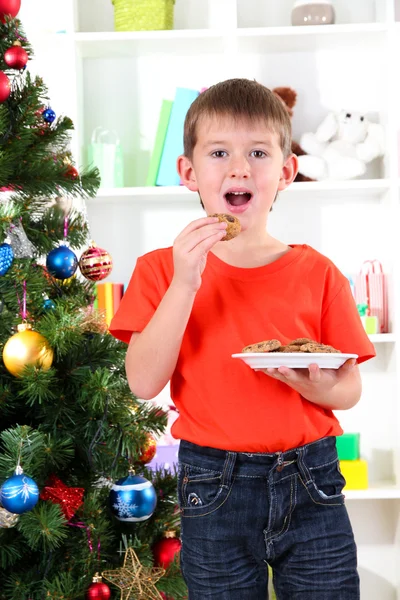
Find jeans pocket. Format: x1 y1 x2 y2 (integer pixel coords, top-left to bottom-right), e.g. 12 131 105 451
178 462 234 518
306 458 346 505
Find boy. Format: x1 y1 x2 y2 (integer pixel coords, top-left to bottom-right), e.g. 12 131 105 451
109 79 376 599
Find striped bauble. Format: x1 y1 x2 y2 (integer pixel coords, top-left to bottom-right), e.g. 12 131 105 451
79 243 113 281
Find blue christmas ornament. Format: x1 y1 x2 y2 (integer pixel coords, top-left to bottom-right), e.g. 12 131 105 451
0 243 14 276
0 470 39 514
42 108 56 124
109 471 157 522
43 298 56 311
46 246 78 280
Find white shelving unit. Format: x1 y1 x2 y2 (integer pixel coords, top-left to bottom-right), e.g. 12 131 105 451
21 0 400 597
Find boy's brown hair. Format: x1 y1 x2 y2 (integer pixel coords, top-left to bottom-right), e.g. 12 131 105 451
184 78 292 159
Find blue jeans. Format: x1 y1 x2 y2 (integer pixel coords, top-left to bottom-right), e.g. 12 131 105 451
178 436 359 599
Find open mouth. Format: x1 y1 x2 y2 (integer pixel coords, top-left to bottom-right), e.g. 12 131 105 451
224 190 253 214
224 191 252 207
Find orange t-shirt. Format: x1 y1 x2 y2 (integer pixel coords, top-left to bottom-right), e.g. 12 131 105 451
109 244 376 453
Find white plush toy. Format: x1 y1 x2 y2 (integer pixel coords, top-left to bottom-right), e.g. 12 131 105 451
297 110 385 181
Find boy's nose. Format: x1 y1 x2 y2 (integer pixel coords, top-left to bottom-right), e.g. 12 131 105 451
228 156 250 178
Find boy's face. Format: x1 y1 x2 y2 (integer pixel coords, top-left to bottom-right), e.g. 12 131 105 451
178 115 298 232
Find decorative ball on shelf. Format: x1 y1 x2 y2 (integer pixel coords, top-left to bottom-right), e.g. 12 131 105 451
46 245 78 280
0 0 21 22
79 243 113 281
152 530 182 569
4 42 28 70
0 468 39 514
43 298 56 311
0 242 14 276
65 165 79 180
2 323 54 377
0 506 19 528
109 469 157 522
138 433 157 464
42 107 56 124
0 70 11 103
86 574 111 600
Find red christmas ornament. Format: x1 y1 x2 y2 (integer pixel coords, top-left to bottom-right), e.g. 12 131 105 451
79 243 113 281
86 574 111 600
40 475 84 520
65 165 79 180
0 0 21 22
0 71 11 103
4 42 28 70
152 531 182 569
138 432 157 464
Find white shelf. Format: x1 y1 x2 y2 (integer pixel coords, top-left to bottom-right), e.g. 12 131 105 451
369 334 396 343
73 23 388 57
236 23 388 53
92 186 194 201
345 485 400 500
75 30 227 57
89 179 391 203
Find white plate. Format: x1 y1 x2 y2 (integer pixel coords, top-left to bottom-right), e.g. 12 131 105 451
232 352 358 370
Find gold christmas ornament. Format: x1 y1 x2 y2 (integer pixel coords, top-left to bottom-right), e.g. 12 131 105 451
0 506 19 528
102 547 165 600
2 323 54 377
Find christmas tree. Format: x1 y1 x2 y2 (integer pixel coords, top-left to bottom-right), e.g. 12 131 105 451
0 3 184 599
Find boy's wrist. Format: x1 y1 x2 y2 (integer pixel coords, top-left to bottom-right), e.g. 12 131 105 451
169 277 199 298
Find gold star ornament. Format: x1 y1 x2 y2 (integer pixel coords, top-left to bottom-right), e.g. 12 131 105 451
102 547 165 600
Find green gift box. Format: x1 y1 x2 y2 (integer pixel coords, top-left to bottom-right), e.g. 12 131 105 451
336 433 360 461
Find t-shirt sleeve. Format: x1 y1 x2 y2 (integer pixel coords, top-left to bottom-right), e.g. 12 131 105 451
109 256 162 344
321 278 376 364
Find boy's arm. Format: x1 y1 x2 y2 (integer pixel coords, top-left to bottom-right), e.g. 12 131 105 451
125 216 227 400
125 281 196 399
258 359 362 410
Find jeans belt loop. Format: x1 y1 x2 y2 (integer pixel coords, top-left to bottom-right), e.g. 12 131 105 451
297 446 312 484
221 451 236 488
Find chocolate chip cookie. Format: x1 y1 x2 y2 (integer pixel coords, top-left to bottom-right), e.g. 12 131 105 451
242 339 281 353
210 213 241 241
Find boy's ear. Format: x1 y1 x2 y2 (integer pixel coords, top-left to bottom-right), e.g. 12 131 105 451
278 153 298 191
177 155 199 192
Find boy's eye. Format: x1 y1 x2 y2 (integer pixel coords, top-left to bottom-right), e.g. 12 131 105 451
211 150 227 158
251 150 267 158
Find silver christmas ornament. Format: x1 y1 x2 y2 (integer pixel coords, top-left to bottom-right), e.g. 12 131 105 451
7 221 36 258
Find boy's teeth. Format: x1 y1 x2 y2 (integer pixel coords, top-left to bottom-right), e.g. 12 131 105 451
226 191 251 206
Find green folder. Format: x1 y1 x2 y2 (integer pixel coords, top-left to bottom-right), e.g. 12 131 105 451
146 99 173 186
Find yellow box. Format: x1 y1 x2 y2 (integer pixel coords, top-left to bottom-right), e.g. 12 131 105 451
340 459 368 490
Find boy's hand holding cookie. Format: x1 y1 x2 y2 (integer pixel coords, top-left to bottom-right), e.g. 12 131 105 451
172 216 228 293
258 360 361 411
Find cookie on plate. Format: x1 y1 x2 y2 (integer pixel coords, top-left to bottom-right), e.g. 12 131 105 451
242 339 281 353
210 213 241 241
289 337 314 346
300 342 340 353
277 344 302 352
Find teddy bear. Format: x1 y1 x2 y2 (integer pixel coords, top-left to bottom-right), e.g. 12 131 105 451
297 110 385 181
272 86 314 183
